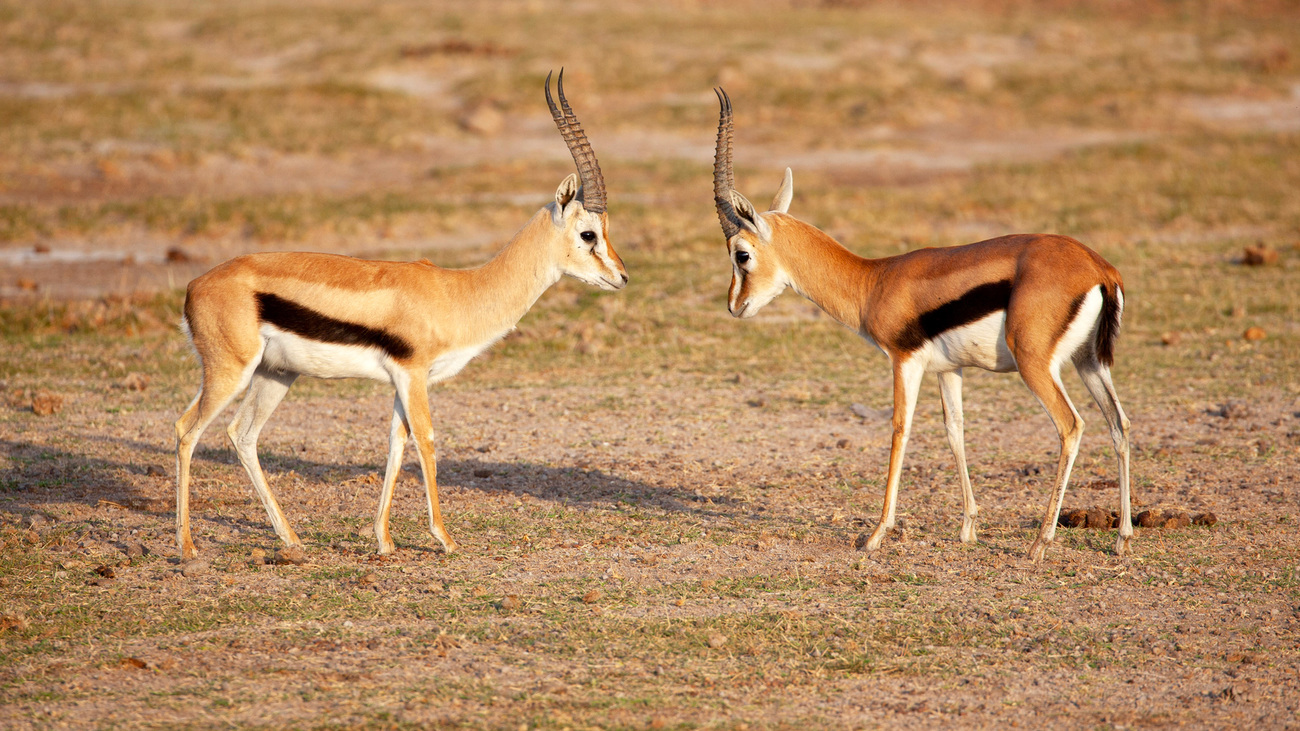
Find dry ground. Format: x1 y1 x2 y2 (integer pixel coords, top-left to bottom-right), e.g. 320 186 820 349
2 1 1299 729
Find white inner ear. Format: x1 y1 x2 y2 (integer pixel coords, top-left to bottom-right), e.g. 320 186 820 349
729 190 771 241
553 174 580 226
769 168 793 213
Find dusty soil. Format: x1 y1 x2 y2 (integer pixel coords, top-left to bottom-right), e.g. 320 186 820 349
2 1 1299 728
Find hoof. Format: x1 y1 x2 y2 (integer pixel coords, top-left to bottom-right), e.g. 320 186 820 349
1027 538 1050 563
960 522 978 544
376 541 396 556
854 528 885 552
1115 534 1132 557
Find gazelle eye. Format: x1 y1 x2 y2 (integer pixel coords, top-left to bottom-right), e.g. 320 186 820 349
580 231 597 243
734 250 751 265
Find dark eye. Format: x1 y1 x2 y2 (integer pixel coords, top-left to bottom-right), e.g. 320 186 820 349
580 231 597 243
734 250 751 265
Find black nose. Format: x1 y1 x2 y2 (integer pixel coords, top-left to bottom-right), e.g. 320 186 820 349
620 273 629 285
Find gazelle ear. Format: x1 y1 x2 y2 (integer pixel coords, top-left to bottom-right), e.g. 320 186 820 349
730 190 771 241
552 174 580 226
769 168 793 213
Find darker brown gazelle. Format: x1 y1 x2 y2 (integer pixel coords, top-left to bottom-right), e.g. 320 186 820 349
172 72 626 561
710 88 1133 562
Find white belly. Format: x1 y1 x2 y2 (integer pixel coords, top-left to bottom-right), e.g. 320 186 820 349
426 343 492 384
259 325 393 381
927 310 1017 373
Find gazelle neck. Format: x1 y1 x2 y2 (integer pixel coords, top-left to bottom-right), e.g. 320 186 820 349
446 208 562 346
770 214 876 330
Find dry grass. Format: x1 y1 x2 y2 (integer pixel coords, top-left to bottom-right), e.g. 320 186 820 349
2 1 1299 729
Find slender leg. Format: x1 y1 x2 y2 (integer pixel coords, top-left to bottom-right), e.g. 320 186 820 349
175 359 258 559
374 396 410 555
1076 359 1133 556
862 357 926 551
1021 368 1085 563
938 369 979 543
226 368 301 549
394 373 458 553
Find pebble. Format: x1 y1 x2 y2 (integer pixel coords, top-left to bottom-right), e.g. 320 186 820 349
582 589 604 604
273 546 307 565
181 560 210 577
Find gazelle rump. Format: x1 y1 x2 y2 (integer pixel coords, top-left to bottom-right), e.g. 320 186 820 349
712 89 1133 561
174 71 627 560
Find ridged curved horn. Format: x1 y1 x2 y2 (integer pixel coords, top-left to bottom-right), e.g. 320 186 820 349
713 87 740 240
546 69 607 215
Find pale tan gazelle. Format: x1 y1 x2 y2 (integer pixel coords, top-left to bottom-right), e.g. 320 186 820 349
711 90 1132 561
174 71 627 560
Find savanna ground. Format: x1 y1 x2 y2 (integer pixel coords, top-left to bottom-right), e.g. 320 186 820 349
2 0 1299 728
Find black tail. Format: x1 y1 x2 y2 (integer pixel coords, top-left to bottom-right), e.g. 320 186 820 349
1095 283 1122 367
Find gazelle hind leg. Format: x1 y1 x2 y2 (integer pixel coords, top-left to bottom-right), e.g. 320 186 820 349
1076 358 1133 556
863 358 925 552
226 368 301 549
175 360 258 559
1021 368 1084 563
374 396 410 555
938 370 979 543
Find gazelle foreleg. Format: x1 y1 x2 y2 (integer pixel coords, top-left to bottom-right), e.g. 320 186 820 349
938 369 979 543
394 371 458 554
1022 367 1085 562
374 396 411 555
226 368 302 549
1076 358 1134 556
862 357 926 551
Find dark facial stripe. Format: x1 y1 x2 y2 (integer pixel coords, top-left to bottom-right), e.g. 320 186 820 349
896 280 1013 352
255 292 413 360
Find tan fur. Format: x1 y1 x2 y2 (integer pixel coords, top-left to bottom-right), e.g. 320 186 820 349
724 193 1132 561
175 200 627 560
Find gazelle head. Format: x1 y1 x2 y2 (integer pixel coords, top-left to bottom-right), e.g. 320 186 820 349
545 70 628 291
712 88 793 318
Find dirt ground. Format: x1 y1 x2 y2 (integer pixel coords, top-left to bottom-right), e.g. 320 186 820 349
2 1 1299 729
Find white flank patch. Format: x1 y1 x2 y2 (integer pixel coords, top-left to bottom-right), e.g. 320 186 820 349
258 325 393 381
926 310 1017 373
426 342 494 385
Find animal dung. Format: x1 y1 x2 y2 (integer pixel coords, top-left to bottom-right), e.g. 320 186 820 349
1242 244 1279 266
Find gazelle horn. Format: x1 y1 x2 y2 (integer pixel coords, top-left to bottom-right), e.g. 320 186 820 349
713 87 740 240
546 69 607 215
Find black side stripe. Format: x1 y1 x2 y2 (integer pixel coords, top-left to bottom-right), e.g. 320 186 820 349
255 292 414 360
897 280 1013 352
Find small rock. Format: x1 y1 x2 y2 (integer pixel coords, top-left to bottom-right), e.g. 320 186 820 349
123 541 146 558
581 589 604 604
960 66 997 93
1193 512 1218 527
1059 508 1088 528
31 391 64 416
1085 506 1116 529
1243 326 1266 341
473 469 493 478
1242 244 1279 266
836 438 852 449
120 657 149 670
499 595 521 611
459 103 505 136
357 572 376 587
120 372 149 391
1214 401 1251 419
181 560 210 577
1135 509 1164 528
145 465 165 477
249 548 266 566
94 564 116 579
1160 332 1182 346
164 247 192 263
707 633 728 649
0 613 28 633
850 403 873 419
25 514 48 530
273 546 307 565
853 532 870 550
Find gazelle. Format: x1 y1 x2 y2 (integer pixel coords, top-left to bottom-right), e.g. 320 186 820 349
174 71 627 560
710 89 1132 561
